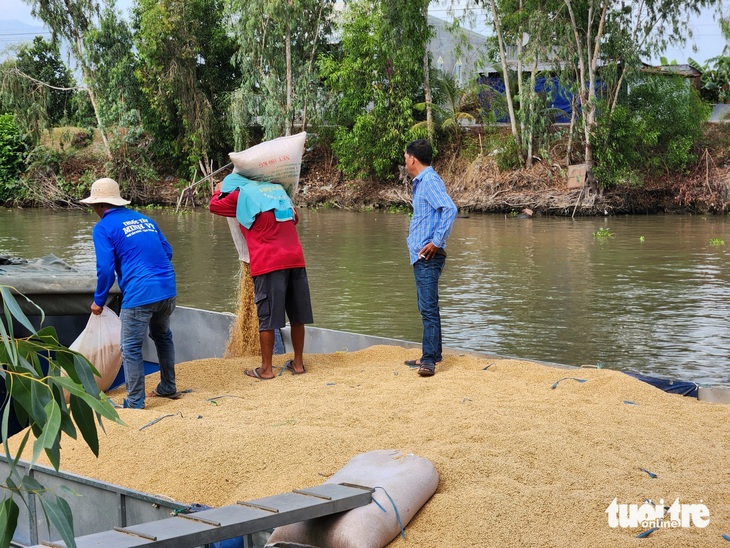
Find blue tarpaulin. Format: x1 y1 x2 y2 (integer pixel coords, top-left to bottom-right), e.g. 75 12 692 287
623 371 700 398
477 75 578 123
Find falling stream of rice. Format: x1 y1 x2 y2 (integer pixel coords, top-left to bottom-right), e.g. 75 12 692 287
224 261 260 358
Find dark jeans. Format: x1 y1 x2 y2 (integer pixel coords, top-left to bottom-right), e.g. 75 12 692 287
120 296 176 408
413 255 446 365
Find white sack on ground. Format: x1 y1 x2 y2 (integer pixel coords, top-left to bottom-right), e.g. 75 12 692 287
266 449 439 548
229 132 307 197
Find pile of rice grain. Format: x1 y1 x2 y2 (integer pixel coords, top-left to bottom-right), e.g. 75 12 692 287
10 346 730 547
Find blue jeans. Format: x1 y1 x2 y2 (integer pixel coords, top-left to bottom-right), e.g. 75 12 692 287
413 255 445 365
120 297 176 408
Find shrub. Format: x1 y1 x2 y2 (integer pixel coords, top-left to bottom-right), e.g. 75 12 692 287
592 102 649 187
495 135 523 171
0 115 30 204
593 76 711 188
71 128 94 149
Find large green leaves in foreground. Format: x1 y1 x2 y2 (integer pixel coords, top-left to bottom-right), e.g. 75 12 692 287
0 285 124 548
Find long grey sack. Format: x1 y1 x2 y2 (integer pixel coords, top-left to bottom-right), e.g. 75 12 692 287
266 449 439 548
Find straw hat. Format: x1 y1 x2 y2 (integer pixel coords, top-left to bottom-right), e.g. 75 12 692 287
80 178 130 206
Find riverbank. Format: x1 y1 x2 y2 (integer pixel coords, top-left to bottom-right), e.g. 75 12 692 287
18 125 730 215
295 134 730 216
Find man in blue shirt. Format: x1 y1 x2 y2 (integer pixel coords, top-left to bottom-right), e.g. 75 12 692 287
404 140 458 377
81 178 177 408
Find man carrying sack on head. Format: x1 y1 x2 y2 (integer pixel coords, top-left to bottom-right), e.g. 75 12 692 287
81 178 178 409
209 173 313 380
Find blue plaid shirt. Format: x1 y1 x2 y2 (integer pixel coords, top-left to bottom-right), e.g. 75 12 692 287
407 166 457 265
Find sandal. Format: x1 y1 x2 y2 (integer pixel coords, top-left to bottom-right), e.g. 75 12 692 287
279 359 306 376
150 388 189 399
245 367 275 380
405 359 442 367
417 363 436 377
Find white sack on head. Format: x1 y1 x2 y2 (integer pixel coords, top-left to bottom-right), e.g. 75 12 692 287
266 449 439 548
229 132 307 197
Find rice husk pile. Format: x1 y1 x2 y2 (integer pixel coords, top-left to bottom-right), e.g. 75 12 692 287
9 346 730 547
224 261 260 357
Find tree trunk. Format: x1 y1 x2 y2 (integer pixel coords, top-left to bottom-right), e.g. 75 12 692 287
516 26 525 164
285 23 292 136
584 1 608 173
566 92 578 166
526 61 537 169
75 34 111 158
564 0 601 176
301 1 327 133
423 48 433 142
489 0 519 140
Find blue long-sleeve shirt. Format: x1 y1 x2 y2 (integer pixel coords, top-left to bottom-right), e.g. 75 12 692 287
407 166 458 265
92 207 176 308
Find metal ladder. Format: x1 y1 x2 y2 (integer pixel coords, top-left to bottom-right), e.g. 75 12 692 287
31 482 373 548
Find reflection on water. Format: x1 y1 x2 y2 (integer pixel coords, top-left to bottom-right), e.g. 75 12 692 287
1 208 729 385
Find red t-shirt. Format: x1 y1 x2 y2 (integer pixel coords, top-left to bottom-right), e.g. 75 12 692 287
209 190 306 276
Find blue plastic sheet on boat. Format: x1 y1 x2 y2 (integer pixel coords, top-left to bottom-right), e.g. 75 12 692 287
623 371 699 398
184 504 244 548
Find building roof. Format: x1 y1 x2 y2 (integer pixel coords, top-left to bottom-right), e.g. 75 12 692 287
640 62 702 77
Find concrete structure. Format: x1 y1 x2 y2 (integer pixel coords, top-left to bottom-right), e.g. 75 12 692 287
427 15 488 85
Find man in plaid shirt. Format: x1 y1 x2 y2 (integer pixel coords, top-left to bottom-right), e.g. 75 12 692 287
403 139 458 377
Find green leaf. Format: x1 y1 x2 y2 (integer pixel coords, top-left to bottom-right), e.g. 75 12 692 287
0 286 43 336
0 318 19 367
31 399 61 465
38 491 76 548
0 497 20 548
34 326 60 345
69 394 98 456
70 353 101 397
30 379 51 425
1 392 12 447
2 423 30 475
6 374 33 427
43 434 61 472
56 392 78 441
48 377 122 425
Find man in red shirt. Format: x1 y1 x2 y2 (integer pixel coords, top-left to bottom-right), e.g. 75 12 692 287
210 175 313 379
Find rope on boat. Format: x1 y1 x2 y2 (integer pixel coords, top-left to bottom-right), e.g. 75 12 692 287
139 412 183 431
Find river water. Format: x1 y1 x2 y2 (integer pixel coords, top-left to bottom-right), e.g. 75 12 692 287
1 208 729 386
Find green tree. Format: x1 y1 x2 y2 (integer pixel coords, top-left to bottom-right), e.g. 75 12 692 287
413 70 479 145
477 0 720 174
0 115 30 204
0 287 123 548
226 0 334 147
560 0 718 180
20 0 114 156
133 0 238 172
690 54 730 103
318 0 429 179
15 37 75 126
84 5 142 130
593 76 710 186
0 38 77 146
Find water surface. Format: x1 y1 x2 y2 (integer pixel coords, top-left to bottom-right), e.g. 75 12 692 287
1 208 728 385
